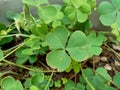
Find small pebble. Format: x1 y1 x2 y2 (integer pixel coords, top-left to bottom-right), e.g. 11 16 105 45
115 60 120 66
100 57 107 62
112 44 120 51
104 64 112 70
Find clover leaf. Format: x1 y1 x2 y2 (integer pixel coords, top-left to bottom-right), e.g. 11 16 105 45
46 26 106 71
38 6 57 24
64 0 91 23
1 76 24 90
46 50 71 72
47 26 70 49
98 0 120 26
66 31 89 61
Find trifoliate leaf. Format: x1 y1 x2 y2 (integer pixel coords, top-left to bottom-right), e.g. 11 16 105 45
100 13 116 26
77 10 88 23
97 2 115 15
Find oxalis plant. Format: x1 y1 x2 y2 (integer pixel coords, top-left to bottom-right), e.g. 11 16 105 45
0 0 120 90
98 0 120 42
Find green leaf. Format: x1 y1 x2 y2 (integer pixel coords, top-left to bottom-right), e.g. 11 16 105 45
67 31 86 48
66 31 88 61
38 6 57 24
30 85 39 90
31 73 44 86
22 0 49 7
47 26 70 49
56 12 64 20
24 78 31 89
29 55 37 64
96 68 111 81
97 2 115 15
52 20 61 28
113 72 120 88
79 3 91 14
71 0 87 8
102 86 116 90
117 35 120 41
0 23 6 30
0 49 3 61
86 32 106 57
87 0 96 9
87 32 106 46
100 13 116 26
16 56 29 64
1 76 24 90
87 46 102 56
98 0 120 27
77 10 88 23
46 50 71 72
0 37 13 46
112 0 120 9
16 48 29 64
64 6 76 21
65 80 75 90
22 48 33 55
72 61 81 74
76 83 85 90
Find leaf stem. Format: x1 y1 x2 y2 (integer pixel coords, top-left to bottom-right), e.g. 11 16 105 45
44 71 54 90
104 43 120 60
80 64 95 90
0 34 31 38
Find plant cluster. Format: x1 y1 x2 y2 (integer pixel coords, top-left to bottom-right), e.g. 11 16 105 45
0 0 120 90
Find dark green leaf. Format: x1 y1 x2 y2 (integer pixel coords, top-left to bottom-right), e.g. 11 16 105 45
31 73 44 86
76 83 85 90
65 80 75 90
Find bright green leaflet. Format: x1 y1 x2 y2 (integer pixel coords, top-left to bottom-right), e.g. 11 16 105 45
64 0 91 23
1 76 24 90
38 6 57 24
30 85 39 90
